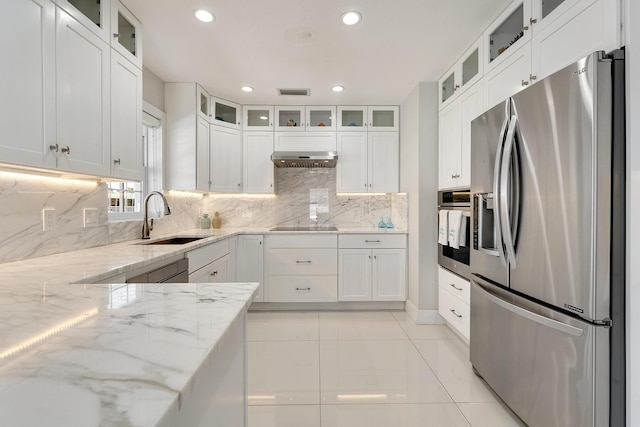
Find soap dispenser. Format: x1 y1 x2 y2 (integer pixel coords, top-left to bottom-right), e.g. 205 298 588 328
212 211 222 229
200 213 211 229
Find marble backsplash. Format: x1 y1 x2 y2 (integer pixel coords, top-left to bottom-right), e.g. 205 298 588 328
0 168 407 264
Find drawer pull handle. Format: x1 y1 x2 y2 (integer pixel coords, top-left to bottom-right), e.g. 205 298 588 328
450 309 463 318
296 260 312 264
449 283 463 291
295 287 311 291
365 240 381 243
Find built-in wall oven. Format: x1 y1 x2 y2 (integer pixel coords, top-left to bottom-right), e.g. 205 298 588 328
437 190 471 279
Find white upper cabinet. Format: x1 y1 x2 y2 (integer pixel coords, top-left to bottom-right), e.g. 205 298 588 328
368 106 399 131
209 125 242 193
274 106 336 131
110 52 143 180
243 132 275 194
196 85 211 122
243 106 274 131
529 0 620 80
337 132 399 193
56 0 110 42
484 1 533 73
0 0 57 169
439 37 484 109
274 106 305 131
212 97 242 130
439 81 484 189
337 106 367 131
55 6 110 176
110 0 142 69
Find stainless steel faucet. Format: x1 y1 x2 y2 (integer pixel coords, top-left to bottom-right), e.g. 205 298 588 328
141 191 171 239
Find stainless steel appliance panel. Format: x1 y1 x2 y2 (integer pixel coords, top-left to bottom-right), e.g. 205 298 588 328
470 100 509 286
507 53 612 321
438 190 471 279
470 276 609 427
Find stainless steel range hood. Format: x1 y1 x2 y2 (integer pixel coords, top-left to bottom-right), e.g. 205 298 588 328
271 151 338 168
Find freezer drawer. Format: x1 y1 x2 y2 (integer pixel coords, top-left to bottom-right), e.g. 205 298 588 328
470 277 609 427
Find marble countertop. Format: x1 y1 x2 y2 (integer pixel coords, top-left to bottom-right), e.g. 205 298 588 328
0 226 405 425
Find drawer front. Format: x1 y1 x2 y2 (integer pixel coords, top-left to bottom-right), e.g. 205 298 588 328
187 239 230 272
269 276 338 302
438 266 470 304
339 234 406 249
267 234 337 249
439 288 470 340
269 248 337 275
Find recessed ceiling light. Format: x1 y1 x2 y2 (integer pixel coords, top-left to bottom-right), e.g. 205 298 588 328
341 11 361 26
332 85 345 92
241 86 254 92
194 9 215 23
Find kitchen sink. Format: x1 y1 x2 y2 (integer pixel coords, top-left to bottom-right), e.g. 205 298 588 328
137 236 206 245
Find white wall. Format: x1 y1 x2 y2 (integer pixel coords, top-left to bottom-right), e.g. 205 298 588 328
143 67 165 111
625 0 639 423
400 82 441 323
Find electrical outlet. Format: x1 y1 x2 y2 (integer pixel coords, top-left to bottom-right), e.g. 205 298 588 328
83 208 99 228
42 208 56 232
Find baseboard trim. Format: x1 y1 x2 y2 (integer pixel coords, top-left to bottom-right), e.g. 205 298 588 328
405 300 446 325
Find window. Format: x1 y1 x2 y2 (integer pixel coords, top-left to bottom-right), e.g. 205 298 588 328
108 103 165 221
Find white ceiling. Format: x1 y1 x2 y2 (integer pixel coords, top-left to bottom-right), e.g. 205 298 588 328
122 0 512 105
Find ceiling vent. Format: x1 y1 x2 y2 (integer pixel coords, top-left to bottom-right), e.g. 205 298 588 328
278 88 310 96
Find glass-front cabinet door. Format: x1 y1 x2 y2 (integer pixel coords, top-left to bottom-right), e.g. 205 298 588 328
337 106 367 131
540 0 566 19
306 106 336 131
212 97 241 129
368 106 399 131
243 106 274 131
275 106 305 131
111 0 142 68
56 0 110 42
196 85 211 121
485 1 531 70
441 72 456 104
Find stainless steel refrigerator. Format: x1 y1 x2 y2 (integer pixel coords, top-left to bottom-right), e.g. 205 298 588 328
469 50 625 427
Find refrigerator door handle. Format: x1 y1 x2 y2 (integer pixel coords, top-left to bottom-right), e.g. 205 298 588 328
500 114 518 268
492 110 510 261
473 281 584 337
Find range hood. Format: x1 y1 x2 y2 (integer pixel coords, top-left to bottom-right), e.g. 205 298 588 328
271 151 338 168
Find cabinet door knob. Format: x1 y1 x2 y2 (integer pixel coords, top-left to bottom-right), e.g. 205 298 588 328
529 74 537 81
453 84 460 92
522 80 529 87
530 17 537 25
61 146 71 154
49 144 59 152
114 158 121 165
522 25 529 31
113 33 119 39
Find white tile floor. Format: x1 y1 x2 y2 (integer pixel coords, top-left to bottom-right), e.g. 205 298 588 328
247 310 526 427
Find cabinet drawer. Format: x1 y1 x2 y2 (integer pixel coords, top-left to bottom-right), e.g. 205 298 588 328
269 276 338 302
267 234 337 249
186 239 230 272
439 288 470 340
270 249 337 275
438 266 470 304
339 234 406 249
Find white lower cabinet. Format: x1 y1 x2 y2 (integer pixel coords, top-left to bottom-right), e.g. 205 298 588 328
236 234 264 301
438 266 470 341
187 239 231 283
264 234 338 302
338 234 407 301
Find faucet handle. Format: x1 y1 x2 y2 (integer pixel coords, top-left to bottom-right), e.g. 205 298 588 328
149 218 154 231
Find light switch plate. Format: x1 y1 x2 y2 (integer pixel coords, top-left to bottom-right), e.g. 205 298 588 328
83 208 99 228
42 208 56 231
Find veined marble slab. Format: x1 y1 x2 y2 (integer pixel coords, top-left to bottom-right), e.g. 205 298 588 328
0 280 257 426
